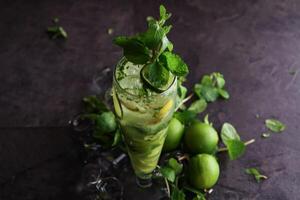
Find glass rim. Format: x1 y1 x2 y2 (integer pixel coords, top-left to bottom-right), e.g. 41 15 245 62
113 57 177 99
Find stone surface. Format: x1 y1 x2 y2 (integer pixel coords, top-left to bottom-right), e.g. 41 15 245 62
1 0 300 199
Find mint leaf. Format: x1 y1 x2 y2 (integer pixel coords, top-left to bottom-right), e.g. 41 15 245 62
113 37 150 64
168 158 183 175
160 166 176 182
47 26 68 39
245 168 267 183
141 61 170 91
194 84 219 102
227 139 245 160
171 187 186 200
187 99 207 114
211 72 225 88
221 123 241 146
218 88 230 99
159 5 172 25
83 96 108 113
159 52 189 76
265 119 286 132
193 195 206 200
141 21 165 50
174 110 197 125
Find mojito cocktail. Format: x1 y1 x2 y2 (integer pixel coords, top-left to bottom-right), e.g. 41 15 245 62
111 5 189 187
112 58 177 186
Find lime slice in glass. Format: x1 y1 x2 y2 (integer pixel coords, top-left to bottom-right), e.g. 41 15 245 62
112 88 123 118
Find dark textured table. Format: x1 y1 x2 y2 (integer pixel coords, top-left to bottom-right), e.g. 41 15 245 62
1 0 300 199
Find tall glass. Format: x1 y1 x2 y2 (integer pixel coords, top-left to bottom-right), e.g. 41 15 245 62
112 58 177 187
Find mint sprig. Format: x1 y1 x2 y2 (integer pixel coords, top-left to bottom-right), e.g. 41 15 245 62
114 5 189 91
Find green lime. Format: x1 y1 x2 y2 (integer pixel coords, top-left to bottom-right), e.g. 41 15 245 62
184 121 218 154
163 118 185 152
95 111 117 133
187 154 220 189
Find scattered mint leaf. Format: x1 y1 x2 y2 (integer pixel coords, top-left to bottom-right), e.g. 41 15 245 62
194 72 229 102
194 84 219 102
227 139 245 160
211 72 225 88
160 166 176 182
187 99 207 114
265 119 286 132
221 123 241 146
83 96 108 113
171 187 186 200
47 26 68 39
168 158 183 175
261 133 271 138
159 52 189 76
183 185 205 200
245 168 267 183
174 110 197 125
167 41 174 51
113 37 151 64
217 88 230 99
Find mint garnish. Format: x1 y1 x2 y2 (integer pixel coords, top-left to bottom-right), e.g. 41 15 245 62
114 5 189 92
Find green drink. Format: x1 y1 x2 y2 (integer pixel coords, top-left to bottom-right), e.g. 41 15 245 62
112 58 177 186
111 5 189 187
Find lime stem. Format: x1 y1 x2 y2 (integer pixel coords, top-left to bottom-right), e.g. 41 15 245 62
175 93 194 111
218 139 255 152
178 154 189 161
164 178 170 198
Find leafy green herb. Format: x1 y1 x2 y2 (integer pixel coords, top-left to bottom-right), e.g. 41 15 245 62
226 139 245 160
261 132 271 138
221 123 240 145
184 185 206 200
47 26 68 39
160 166 176 182
174 110 197 125
168 158 183 175
245 168 268 183
114 5 189 91
171 187 186 200
194 72 229 102
141 61 171 91
114 37 151 64
83 96 108 113
159 52 189 76
265 119 286 132
160 158 183 182
220 123 247 160
187 99 207 114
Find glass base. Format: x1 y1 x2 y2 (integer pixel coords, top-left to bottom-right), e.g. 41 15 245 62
136 176 152 188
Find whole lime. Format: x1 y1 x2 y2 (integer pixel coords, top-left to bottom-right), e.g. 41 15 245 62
95 111 117 133
187 154 220 189
184 121 218 154
163 118 185 152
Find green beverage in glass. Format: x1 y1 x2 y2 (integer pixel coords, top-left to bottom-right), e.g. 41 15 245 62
112 58 177 187
112 5 189 187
